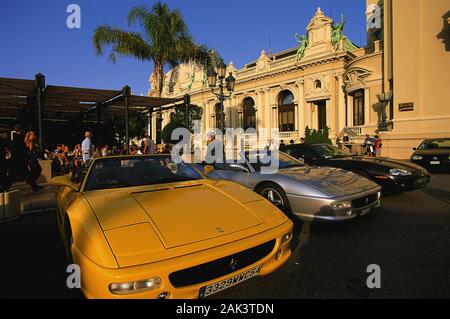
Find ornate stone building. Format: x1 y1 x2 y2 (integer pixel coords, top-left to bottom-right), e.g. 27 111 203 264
150 1 450 159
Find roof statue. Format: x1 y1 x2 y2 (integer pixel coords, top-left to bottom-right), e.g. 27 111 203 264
295 33 309 61
331 14 346 50
187 72 195 91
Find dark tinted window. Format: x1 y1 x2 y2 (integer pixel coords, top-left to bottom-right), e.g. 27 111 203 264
418 139 450 150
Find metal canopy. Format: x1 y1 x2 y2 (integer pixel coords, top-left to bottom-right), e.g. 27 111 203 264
0 76 183 119
0 75 187 153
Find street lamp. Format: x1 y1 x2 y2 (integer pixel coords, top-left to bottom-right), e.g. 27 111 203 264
376 90 393 131
208 62 236 136
208 62 236 161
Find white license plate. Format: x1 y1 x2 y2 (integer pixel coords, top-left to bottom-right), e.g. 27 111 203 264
198 264 263 298
430 161 440 165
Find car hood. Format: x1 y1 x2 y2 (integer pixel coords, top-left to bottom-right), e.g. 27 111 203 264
278 166 378 197
83 181 270 267
335 156 429 173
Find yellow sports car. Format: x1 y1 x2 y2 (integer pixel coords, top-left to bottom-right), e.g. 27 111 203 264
51 155 293 299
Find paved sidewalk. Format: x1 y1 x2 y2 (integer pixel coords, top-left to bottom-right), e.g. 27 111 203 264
8 182 56 214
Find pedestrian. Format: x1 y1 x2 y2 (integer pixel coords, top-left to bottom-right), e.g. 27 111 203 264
363 134 374 157
141 134 155 155
24 131 44 192
289 139 295 144
374 135 382 157
81 130 95 166
280 140 286 149
300 137 305 143
101 144 110 157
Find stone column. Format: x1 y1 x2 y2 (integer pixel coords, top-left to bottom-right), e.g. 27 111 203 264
296 80 305 136
263 88 272 136
256 90 264 129
347 94 354 127
364 87 370 126
325 99 333 137
337 74 346 132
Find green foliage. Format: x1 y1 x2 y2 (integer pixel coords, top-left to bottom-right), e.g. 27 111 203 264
93 1 221 96
304 126 332 144
161 117 186 144
161 104 203 144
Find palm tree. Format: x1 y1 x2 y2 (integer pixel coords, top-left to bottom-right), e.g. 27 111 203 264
93 1 222 97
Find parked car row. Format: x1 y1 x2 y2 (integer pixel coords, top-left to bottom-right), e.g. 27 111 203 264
280 143 431 194
50 138 439 299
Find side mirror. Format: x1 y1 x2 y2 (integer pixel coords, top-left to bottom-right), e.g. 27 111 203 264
50 175 79 191
297 157 305 164
203 165 215 177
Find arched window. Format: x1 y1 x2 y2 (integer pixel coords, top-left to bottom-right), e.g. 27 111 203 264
214 103 222 130
242 97 256 130
278 90 295 132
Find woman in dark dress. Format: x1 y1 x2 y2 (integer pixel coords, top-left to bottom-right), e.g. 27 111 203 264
24 131 44 192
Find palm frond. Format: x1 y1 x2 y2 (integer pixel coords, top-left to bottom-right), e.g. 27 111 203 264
93 25 152 62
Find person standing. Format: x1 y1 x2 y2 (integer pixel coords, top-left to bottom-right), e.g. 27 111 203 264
142 134 155 155
24 131 44 192
81 130 95 166
374 135 382 157
363 134 374 157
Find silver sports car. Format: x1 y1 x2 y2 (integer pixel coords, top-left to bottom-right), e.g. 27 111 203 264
202 151 382 221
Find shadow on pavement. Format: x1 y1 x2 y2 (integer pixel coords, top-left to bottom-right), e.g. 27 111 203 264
0 212 83 299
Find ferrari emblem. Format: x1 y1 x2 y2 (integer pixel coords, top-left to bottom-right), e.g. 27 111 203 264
216 226 224 233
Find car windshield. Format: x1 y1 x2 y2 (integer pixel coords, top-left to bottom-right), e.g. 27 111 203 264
84 156 203 191
418 139 450 150
312 145 352 159
245 151 305 171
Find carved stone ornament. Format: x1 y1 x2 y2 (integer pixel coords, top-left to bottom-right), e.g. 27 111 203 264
344 68 371 93
305 73 330 99
256 50 271 71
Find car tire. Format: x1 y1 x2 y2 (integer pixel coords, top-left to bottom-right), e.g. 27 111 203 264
255 183 292 214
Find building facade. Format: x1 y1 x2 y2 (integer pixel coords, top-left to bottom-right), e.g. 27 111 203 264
151 1 450 159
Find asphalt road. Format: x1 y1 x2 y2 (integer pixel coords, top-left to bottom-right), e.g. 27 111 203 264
1 174 449 299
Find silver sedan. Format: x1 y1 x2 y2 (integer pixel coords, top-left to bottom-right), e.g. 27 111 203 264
202 151 382 221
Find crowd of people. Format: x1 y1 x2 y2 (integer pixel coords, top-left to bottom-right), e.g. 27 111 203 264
1 126 384 193
363 134 382 157
50 130 168 177
0 127 173 192
0 125 44 192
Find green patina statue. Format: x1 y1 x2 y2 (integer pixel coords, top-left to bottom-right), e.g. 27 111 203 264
295 33 308 61
332 14 346 50
187 72 195 90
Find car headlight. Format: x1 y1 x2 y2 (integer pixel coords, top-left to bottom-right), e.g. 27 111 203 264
330 200 352 209
281 231 293 244
389 168 412 176
109 277 162 295
411 155 422 160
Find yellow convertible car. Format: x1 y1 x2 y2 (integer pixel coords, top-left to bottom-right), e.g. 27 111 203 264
51 155 293 299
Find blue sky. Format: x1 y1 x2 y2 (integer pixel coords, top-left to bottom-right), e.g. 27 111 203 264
1 0 367 96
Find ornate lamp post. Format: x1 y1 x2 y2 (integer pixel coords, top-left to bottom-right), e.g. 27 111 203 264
377 91 393 131
207 62 236 136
